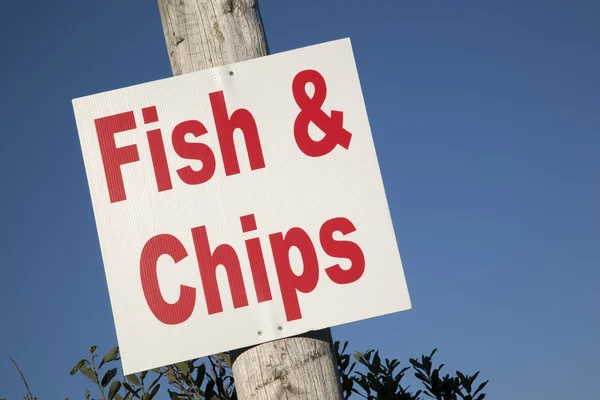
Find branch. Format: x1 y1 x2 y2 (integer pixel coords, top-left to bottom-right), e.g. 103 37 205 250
9 357 34 400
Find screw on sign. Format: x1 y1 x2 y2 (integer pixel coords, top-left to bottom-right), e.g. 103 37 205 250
94 69 363 325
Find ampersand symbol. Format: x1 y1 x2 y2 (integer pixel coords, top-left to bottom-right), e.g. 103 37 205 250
292 69 353 157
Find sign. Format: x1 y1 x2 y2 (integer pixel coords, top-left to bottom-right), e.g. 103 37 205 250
72 38 411 375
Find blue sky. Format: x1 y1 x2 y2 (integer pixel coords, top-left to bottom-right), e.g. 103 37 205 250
1 0 598 398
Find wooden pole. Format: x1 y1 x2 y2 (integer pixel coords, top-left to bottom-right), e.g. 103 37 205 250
156 1 343 399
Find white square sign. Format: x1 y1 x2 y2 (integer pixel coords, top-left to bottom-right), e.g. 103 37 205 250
73 38 411 374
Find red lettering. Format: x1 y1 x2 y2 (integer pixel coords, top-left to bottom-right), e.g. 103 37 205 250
140 234 196 325
146 129 173 192
142 105 159 124
138 214 367 324
191 225 248 314
172 120 216 185
320 217 365 284
292 69 352 157
240 214 272 303
143 106 173 193
269 227 319 321
209 91 266 176
94 111 139 203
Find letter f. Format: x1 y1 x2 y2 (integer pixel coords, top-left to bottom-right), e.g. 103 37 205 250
94 111 139 203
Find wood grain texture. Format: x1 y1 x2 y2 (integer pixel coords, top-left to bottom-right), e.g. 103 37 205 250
158 0 269 74
230 329 342 400
157 1 343 398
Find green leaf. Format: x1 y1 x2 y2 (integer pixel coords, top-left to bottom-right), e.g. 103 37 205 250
342 341 349 354
99 347 119 369
355 377 370 394
79 365 98 383
70 359 87 376
341 355 349 371
175 361 189 376
123 382 141 399
108 381 122 400
167 367 176 384
115 395 123 400
373 352 381 370
148 372 163 390
415 372 428 382
127 374 141 386
149 384 160 400
167 390 180 400
90 345 98 354
102 368 118 388
342 376 353 393
354 351 365 364
204 381 215 399
195 364 206 387
474 380 488 396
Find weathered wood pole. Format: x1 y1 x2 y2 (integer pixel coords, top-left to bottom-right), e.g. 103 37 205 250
156 1 343 399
